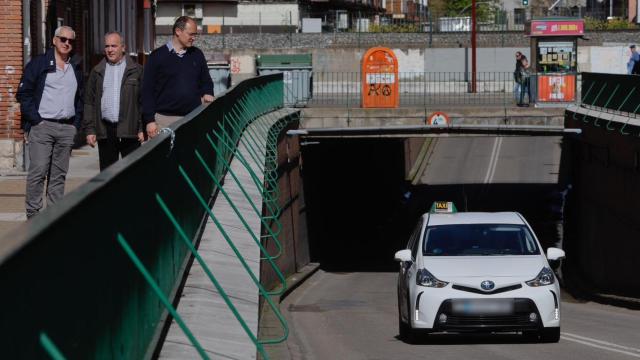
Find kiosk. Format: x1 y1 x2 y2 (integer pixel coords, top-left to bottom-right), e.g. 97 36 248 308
527 18 584 106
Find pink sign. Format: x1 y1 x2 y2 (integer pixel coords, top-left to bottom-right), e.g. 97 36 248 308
529 20 584 36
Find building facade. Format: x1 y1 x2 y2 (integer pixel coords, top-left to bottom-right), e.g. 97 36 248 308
155 0 385 34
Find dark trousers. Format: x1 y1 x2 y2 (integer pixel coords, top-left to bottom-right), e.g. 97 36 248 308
97 121 140 171
519 78 531 104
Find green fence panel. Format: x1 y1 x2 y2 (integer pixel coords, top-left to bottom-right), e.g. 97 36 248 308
0 74 286 358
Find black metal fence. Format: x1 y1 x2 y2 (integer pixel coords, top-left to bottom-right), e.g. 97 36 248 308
308 71 525 107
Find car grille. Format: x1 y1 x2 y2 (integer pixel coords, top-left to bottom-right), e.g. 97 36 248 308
446 314 532 326
434 298 540 330
452 284 522 295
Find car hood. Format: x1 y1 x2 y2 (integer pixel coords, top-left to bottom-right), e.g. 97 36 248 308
423 256 547 279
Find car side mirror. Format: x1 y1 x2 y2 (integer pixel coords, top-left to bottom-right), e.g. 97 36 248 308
394 249 412 262
547 247 566 261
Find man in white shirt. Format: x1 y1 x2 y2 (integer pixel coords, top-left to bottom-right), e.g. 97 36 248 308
83 31 144 170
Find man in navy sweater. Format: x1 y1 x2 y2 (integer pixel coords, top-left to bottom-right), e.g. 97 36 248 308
142 16 214 138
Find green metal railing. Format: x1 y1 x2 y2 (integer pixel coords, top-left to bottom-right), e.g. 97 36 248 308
571 72 640 136
1 74 298 359
111 80 295 359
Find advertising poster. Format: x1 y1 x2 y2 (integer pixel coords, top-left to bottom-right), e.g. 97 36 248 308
537 75 576 102
361 47 399 108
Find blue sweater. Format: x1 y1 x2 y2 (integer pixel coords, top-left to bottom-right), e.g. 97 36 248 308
142 45 213 123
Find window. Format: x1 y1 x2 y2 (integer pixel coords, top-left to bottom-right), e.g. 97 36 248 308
423 224 540 256
514 8 526 25
182 4 203 18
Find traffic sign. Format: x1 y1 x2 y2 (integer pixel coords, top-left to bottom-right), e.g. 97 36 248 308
427 111 450 125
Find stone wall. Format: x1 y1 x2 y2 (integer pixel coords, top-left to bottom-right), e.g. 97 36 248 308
158 29 640 50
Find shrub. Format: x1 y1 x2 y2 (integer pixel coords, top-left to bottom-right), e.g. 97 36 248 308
584 16 639 30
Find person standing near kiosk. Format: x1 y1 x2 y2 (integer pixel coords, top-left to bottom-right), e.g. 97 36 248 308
628 45 640 75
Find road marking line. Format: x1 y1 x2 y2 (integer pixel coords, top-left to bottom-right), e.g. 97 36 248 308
488 137 503 183
562 332 640 353
483 137 502 184
483 138 499 184
561 337 640 358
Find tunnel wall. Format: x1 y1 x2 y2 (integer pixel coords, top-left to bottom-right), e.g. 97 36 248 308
565 109 640 299
260 120 311 291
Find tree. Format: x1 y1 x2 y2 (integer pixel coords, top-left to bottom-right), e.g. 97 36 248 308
429 0 499 22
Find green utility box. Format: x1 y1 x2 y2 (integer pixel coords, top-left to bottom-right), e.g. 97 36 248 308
256 54 313 107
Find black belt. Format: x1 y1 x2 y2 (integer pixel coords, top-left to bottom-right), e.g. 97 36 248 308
102 119 119 126
42 117 73 124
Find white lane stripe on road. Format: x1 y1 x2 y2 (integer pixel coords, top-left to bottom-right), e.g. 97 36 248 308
562 334 640 358
483 137 503 184
562 332 640 353
488 137 503 183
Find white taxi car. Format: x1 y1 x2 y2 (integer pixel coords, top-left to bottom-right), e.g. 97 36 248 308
395 201 565 343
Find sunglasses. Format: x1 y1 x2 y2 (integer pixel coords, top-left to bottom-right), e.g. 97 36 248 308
56 36 74 45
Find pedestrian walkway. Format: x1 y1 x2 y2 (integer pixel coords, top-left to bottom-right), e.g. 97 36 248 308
159 109 297 360
0 145 100 239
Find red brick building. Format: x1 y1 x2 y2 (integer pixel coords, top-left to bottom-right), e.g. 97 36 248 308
0 0 154 171
0 0 25 170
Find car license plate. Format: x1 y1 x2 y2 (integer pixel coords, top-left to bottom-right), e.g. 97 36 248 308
451 299 514 315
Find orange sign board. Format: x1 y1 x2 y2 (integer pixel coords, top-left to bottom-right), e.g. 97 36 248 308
361 47 399 108
537 75 576 102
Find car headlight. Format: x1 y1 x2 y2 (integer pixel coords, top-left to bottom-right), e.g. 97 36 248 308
416 268 449 288
526 267 555 287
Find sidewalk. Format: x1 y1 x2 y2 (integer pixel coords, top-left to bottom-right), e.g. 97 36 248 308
0 145 100 239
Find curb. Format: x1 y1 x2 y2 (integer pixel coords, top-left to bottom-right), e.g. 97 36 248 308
280 262 321 301
0 171 28 177
257 263 321 360
589 293 640 310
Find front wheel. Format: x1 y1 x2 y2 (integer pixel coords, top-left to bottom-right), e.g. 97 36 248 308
540 327 561 343
399 297 417 343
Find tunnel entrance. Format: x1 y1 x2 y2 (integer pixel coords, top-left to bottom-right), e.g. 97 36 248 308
301 136 566 272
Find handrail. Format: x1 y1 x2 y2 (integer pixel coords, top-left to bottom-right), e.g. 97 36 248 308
198 140 283 256
573 73 640 137
40 333 66 360
117 233 210 359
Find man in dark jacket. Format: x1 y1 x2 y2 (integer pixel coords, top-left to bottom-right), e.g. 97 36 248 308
142 16 214 138
16 25 83 219
83 31 144 170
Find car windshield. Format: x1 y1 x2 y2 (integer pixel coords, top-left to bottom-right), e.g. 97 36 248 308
423 224 540 256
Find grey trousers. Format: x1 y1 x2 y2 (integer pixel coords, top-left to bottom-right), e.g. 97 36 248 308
25 121 77 218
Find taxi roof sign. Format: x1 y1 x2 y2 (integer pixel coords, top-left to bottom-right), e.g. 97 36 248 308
430 201 457 214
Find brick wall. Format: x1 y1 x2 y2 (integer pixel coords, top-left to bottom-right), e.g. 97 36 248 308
0 0 24 149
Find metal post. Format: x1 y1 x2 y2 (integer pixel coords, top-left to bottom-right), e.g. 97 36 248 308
464 47 469 83
428 7 432 48
22 0 31 171
471 0 477 93
609 0 613 18
357 11 361 48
